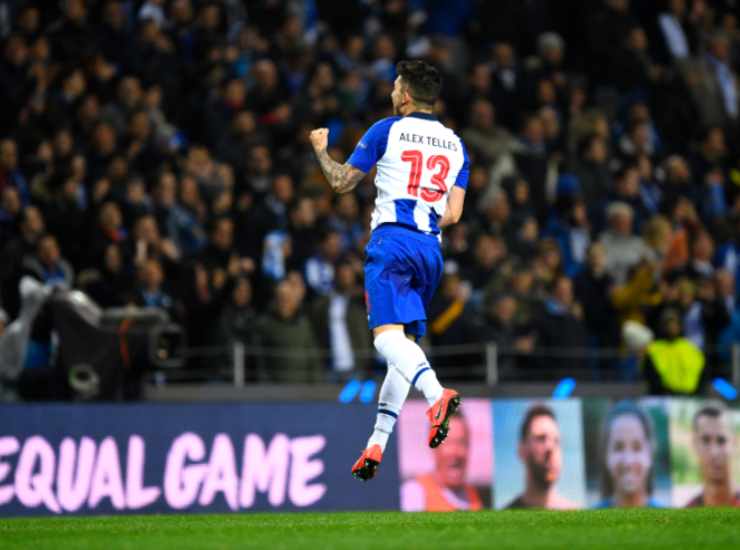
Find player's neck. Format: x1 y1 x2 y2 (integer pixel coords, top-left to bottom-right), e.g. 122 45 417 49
400 103 434 117
703 482 733 506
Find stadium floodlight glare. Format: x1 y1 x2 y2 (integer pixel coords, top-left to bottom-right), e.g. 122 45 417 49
359 380 377 403
338 378 362 403
552 377 576 399
712 378 738 401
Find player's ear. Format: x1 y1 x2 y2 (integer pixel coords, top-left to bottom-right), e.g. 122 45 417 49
403 87 413 105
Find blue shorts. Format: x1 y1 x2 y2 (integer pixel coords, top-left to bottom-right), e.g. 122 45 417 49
364 224 444 338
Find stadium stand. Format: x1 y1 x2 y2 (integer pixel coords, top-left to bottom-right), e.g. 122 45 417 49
0 0 739 397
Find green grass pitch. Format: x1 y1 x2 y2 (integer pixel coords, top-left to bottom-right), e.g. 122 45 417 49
1 509 739 549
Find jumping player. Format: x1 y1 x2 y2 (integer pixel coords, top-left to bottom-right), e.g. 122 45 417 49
309 60 469 481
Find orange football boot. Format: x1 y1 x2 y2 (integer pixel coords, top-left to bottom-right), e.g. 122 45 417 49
426 389 461 448
351 444 383 481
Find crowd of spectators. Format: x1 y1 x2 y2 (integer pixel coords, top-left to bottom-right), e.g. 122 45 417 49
0 0 739 385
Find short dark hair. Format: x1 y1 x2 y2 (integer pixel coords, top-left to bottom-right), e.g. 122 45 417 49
396 60 442 106
520 404 556 442
693 404 725 432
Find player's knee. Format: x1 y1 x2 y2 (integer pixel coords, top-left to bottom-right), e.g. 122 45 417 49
373 326 406 355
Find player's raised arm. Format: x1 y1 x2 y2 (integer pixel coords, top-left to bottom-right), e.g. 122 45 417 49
310 128 366 194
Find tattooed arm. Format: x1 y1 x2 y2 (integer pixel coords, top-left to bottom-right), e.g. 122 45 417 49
310 128 366 194
314 148 366 194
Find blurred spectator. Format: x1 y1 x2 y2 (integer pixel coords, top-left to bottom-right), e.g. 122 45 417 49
309 259 370 379
684 31 739 128
130 213 180 271
305 229 342 296
514 114 550 220
84 243 132 308
428 270 476 379
476 189 514 239
689 274 731 356
217 276 258 378
22 233 74 287
0 139 29 204
461 98 520 166
686 230 715 280
644 307 707 395
617 102 662 161
574 243 620 350
599 202 653 283
509 262 539 326
48 0 95 64
200 216 236 272
656 0 697 64
153 171 206 257
255 278 322 383
0 187 22 242
715 215 740 296
715 269 737 317
251 173 294 235
244 144 274 196
475 293 534 378
573 133 612 206
531 238 563 291
543 198 591 276
134 257 175 315
285 196 320 269
509 215 540 261
489 42 523 130
527 32 568 96
587 0 638 83
89 201 127 266
215 110 263 172
462 233 507 297
533 275 588 373
506 177 536 228
1 206 45 316
607 164 651 231
690 127 728 188
43 160 88 267
328 193 364 252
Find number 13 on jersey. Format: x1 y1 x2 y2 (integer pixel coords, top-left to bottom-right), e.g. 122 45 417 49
401 150 450 202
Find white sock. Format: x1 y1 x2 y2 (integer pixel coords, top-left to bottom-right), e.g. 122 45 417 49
366 363 410 452
373 331 444 406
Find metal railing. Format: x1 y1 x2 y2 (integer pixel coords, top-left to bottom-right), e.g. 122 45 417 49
152 342 740 387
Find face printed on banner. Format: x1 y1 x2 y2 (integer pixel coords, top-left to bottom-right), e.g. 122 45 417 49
519 415 562 489
693 413 733 486
433 416 469 489
606 414 652 497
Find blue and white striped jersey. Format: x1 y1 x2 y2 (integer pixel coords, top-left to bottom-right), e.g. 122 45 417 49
348 112 469 236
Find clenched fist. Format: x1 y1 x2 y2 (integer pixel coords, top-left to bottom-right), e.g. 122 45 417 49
309 128 329 152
